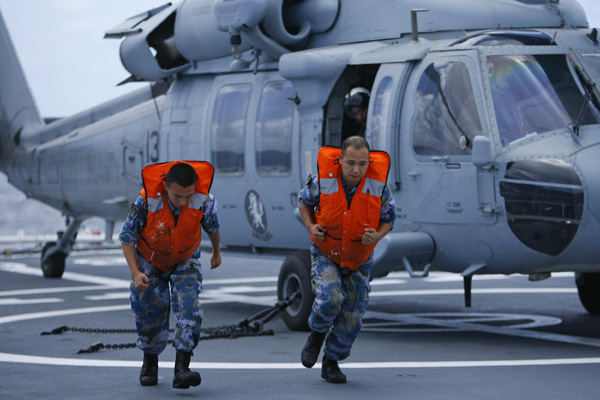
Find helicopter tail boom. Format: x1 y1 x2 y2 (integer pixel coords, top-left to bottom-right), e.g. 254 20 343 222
0 8 42 197
0 8 43 156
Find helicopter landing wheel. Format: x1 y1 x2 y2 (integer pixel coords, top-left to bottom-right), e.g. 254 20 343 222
41 241 66 278
576 272 600 315
277 250 314 331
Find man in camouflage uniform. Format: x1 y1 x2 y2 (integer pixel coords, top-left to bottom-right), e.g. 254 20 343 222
298 136 396 383
120 161 221 389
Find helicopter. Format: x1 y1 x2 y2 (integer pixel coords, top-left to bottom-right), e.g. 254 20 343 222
1 0 600 331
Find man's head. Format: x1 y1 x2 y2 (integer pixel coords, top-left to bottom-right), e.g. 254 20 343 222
344 87 370 127
340 136 370 188
164 163 197 208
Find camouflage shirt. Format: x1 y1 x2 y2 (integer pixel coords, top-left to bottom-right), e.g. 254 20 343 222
118 194 220 259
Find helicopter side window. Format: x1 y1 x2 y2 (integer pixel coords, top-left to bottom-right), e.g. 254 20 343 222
210 84 251 176
580 54 600 85
487 54 600 146
455 30 554 47
413 60 482 156
255 81 294 176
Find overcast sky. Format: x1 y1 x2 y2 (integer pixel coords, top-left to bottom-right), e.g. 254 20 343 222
0 0 599 118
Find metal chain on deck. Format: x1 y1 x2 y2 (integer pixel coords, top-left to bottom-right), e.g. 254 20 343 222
41 291 299 354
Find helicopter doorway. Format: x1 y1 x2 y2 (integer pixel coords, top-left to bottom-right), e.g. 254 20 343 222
323 65 380 147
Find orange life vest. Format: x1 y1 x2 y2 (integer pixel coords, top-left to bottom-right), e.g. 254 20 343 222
313 146 390 270
136 161 214 271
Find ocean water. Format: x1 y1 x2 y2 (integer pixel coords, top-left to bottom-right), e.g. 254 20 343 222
0 172 107 237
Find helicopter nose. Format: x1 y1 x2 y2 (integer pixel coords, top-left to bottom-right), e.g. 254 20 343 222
499 158 584 256
574 144 600 224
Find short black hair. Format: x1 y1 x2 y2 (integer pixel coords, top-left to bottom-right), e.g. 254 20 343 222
341 136 370 155
165 163 197 187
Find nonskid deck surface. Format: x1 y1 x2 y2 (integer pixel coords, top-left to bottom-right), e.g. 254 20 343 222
1 249 599 400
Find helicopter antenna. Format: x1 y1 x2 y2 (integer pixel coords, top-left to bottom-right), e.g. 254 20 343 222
410 9 428 42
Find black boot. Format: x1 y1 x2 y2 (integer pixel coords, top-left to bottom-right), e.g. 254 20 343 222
301 330 326 368
139 353 158 386
321 355 347 384
172 350 201 389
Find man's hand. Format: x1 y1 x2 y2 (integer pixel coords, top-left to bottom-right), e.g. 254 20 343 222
133 272 149 291
310 224 327 243
361 228 381 246
123 243 148 291
207 231 222 269
210 252 222 269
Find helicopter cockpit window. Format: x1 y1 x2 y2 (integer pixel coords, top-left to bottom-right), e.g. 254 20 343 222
370 76 392 150
211 84 251 176
413 60 482 156
455 30 554 47
579 54 600 90
487 54 600 146
255 81 294 176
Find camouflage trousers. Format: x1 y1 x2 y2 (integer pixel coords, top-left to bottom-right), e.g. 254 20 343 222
129 255 204 355
308 244 372 361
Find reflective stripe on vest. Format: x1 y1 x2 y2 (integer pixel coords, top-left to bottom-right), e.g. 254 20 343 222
189 193 208 210
146 196 163 213
145 192 206 214
319 177 339 195
362 177 386 196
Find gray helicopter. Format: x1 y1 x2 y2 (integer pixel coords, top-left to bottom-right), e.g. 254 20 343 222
1 0 600 331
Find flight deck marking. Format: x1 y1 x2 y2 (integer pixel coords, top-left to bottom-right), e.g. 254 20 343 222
0 298 63 305
363 311 600 348
0 262 128 287
2 304 600 369
0 261 578 299
0 262 279 286
0 286 114 297
72 257 128 266
2 352 600 369
370 288 577 296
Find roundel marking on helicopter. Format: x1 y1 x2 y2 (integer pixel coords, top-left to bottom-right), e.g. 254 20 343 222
244 190 272 242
